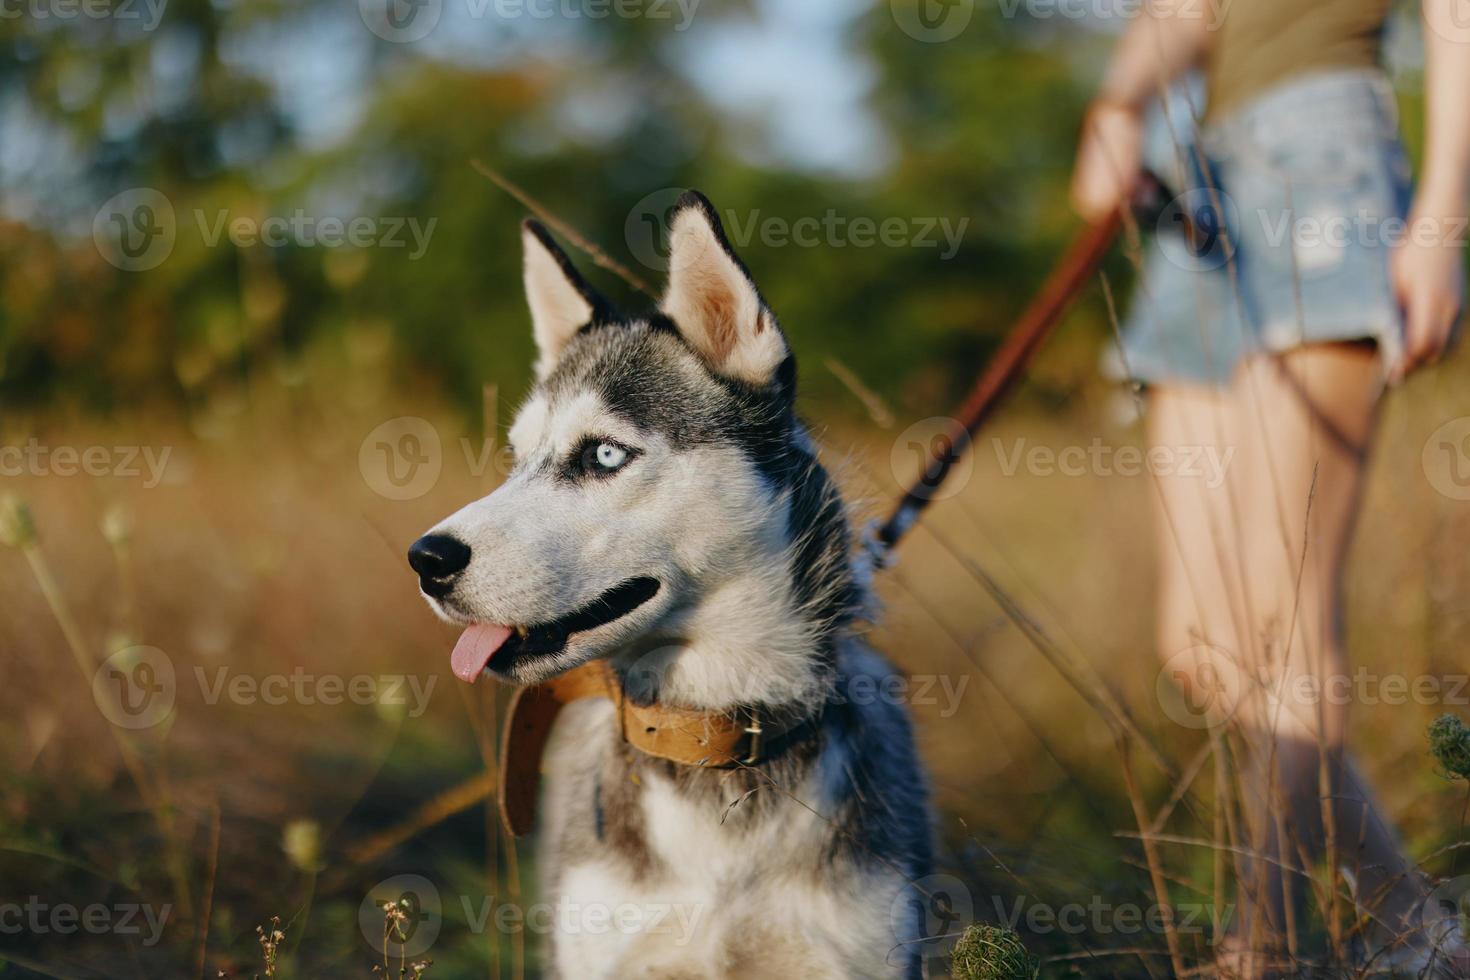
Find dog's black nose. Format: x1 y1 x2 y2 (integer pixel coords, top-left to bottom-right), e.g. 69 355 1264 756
408 534 471 596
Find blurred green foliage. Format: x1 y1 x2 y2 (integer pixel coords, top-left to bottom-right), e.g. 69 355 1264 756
1428 713 1470 781
0 0 1139 422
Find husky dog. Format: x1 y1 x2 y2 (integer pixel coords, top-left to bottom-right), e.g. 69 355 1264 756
408 191 933 978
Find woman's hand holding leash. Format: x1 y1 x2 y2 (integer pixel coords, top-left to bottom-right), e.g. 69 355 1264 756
1070 100 1145 224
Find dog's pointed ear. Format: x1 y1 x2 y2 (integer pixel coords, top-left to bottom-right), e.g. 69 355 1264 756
660 191 789 387
522 219 617 379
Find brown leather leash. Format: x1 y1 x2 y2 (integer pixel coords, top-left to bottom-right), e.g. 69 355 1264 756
495 183 1166 838
876 178 1171 552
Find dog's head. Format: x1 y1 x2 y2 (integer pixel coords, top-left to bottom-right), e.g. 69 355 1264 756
409 191 852 691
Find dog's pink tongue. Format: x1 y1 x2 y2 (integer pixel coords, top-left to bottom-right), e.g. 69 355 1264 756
450 624 515 683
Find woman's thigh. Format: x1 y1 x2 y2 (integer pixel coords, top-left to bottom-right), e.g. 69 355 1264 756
1148 342 1382 737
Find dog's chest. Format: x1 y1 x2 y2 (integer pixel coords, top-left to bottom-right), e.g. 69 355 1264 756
552 775 902 979
540 707 907 977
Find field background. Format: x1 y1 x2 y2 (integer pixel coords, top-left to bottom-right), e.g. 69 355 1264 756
2 0 1469 977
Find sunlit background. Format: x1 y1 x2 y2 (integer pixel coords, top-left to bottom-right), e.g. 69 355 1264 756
2 0 1468 976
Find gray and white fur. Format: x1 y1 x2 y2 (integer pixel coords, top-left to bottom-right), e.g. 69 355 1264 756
411 191 934 978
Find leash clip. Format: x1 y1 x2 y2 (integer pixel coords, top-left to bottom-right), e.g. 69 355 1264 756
861 519 896 572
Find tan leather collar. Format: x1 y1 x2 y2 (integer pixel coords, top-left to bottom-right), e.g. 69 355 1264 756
498 660 813 837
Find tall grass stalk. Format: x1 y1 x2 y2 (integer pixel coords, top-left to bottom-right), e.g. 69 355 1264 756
2 494 194 920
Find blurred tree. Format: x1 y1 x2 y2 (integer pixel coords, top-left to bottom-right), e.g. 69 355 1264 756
0 0 1124 419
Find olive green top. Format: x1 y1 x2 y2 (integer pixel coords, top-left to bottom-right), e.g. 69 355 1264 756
1206 0 1394 119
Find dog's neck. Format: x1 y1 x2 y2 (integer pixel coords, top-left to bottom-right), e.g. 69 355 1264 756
613 442 865 713
611 560 859 714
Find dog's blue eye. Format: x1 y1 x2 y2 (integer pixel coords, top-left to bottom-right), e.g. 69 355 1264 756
593 442 629 471
570 438 637 480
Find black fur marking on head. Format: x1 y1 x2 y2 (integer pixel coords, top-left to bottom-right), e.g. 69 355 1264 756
522 218 622 327
539 195 855 655
544 322 861 650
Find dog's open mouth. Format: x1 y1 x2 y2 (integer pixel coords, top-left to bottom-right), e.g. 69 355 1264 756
449 576 661 683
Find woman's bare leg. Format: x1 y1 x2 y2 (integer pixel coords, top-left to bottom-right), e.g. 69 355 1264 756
1148 343 1429 971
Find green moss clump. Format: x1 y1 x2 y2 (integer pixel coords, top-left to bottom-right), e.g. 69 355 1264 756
1429 714 1470 781
950 923 1038 980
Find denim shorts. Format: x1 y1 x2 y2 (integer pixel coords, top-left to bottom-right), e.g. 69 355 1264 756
1112 69 1413 385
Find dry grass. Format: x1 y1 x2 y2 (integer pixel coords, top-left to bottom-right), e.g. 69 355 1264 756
2 335 1469 976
